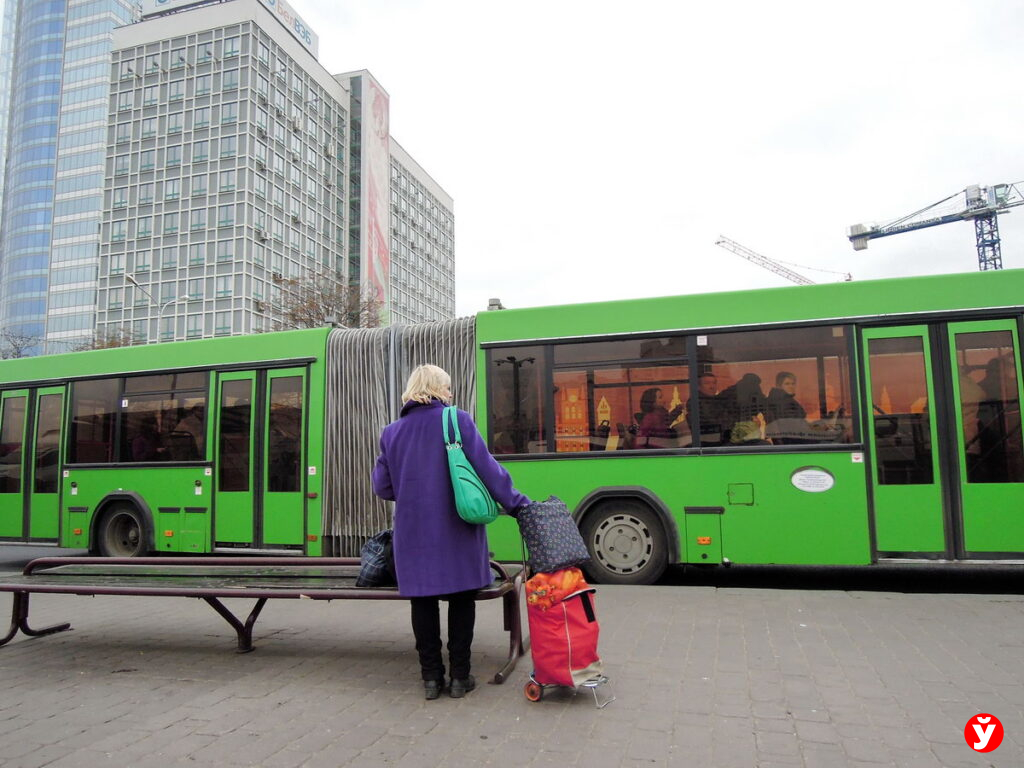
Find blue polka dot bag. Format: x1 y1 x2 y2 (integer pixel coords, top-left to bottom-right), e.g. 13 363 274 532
515 495 590 574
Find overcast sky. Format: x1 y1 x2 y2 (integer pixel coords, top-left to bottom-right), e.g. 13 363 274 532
298 0 1024 317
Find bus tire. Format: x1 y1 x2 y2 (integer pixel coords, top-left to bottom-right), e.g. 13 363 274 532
580 501 667 585
97 505 148 558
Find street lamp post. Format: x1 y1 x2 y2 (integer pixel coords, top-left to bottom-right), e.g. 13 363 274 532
125 273 189 342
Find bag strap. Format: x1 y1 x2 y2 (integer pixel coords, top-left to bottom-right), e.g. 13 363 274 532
442 406 462 446
579 591 597 623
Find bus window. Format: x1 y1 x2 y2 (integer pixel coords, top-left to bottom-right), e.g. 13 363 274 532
488 346 546 454
0 397 26 493
219 380 251 491
868 336 933 484
699 326 852 447
34 394 62 494
955 331 1024 483
70 379 118 463
267 377 302 492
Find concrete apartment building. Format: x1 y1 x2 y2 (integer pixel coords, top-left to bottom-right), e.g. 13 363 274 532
0 0 454 352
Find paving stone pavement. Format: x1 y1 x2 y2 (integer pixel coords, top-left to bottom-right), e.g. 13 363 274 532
1 574 1023 767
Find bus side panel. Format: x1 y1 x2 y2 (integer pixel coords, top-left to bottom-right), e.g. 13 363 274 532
490 452 871 566
63 466 211 552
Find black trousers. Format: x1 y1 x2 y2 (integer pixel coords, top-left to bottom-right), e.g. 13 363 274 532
409 590 476 681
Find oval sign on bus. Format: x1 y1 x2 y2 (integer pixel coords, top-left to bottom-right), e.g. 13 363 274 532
791 467 835 493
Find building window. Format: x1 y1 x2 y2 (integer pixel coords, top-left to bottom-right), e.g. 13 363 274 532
216 239 234 262
114 155 130 175
115 123 131 143
168 80 184 101
163 214 179 234
258 43 269 65
217 206 235 228
215 311 231 335
197 42 212 63
192 140 209 162
108 287 123 309
137 216 152 238
135 250 151 272
164 178 180 200
224 36 240 58
222 70 239 92
193 107 210 129
190 208 207 231
110 221 126 241
220 136 237 158
142 86 158 106
215 275 232 297
119 61 135 80
161 247 177 269
113 187 127 208
141 117 156 138
195 74 211 96
110 253 125 274
171 48 186 69
139 150 154 171
187 314 202 338
166 145 182 166
167 113 183 134
117 92 132 111
220 101 238 123
145 54 161 73
219 170 236 192
187 277 203 298
191 174 208 196
254 175 267 198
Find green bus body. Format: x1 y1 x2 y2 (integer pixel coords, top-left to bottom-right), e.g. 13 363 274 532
1 270 1023 583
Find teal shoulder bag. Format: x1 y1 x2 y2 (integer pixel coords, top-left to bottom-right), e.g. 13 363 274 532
442 406 500 525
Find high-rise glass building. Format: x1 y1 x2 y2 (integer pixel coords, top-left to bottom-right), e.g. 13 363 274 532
0 0 452 353
0 0 136 354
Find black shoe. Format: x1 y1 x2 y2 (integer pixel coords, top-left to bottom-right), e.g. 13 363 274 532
449 675 476 698
424 679 444 700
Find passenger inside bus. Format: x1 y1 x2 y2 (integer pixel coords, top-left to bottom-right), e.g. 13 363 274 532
688 372 732 446
636 387 684 447
131 415 163 461
765 371 811 444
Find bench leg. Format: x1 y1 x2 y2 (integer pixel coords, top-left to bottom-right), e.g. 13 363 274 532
491 585 526 684
202 597 267 653
0 592 72 648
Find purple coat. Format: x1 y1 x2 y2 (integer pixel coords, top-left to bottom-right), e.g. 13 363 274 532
372 399 530 597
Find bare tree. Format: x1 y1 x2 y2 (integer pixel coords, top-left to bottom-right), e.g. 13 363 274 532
0 329 42 359
73 327 136 351
272 273 382 330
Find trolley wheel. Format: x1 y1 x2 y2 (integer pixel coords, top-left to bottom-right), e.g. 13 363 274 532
524 681 543 702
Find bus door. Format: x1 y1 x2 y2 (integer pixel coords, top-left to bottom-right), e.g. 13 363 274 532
28 388 64 540
947 320 1024 555
0 389 29 539
862 327 946 555
213 368 306 550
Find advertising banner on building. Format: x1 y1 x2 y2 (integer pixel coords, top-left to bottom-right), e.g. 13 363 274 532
360 74 391 322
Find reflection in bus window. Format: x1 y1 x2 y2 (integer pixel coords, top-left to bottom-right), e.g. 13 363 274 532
955 331 1024 483
70 379 118 463
488 347 546 454
34 394 62 494
868 337 933 485
268 377 302 492
0 397 26 493
219 380 251 492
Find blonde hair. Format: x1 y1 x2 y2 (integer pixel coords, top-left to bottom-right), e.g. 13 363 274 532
402 364 451 405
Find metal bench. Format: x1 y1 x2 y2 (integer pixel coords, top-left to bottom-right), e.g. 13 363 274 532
0 556 526 684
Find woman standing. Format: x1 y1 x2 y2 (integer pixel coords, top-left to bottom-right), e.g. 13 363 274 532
372 364 530 699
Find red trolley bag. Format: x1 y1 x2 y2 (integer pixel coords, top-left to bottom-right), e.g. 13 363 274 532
525 587 609 703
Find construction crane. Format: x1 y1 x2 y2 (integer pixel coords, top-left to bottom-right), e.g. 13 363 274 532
714 236 850 286
847 182 1024 270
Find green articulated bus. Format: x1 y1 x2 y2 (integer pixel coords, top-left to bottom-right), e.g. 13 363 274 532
2 269 1023 583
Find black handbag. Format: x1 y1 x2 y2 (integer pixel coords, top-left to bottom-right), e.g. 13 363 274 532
355 529 396 587
515 496 590 574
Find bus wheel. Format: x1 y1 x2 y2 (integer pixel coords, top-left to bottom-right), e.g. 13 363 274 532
581 501 667 585
98 506 147 557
